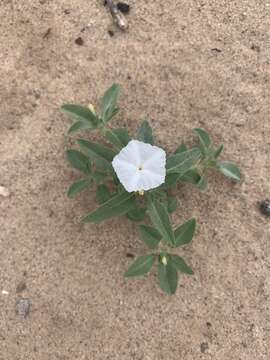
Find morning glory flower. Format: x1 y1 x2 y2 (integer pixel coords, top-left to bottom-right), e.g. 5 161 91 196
112 140 166 193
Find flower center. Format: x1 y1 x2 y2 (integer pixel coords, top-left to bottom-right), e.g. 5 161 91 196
138 165 143 171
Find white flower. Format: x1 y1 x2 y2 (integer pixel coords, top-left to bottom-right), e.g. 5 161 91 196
112 140 166 193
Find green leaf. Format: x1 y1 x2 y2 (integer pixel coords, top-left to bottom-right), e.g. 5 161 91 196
105 128 130 148
137 120 154 145
66 150 91 175
139 225 162 249
213 144 224 159
174 143 188 154
91 172 107 184
96 184 111 204
81 191 135 223
170 255 194 275
61 104 98 127
196 175 208 190
101 84 120 123
217 161 241 181
67 179 91 198
67 121 96 134
193 128 211 153
166 148 202 175
125 255 155 277
77 139 116 172
174 218 196 246
167 197 177 213
148 198 175 245
127 207 146 222
180 169 201 185
164 173 181 188
157 261 178 295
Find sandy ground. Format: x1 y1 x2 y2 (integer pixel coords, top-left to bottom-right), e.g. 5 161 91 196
0 0 270 359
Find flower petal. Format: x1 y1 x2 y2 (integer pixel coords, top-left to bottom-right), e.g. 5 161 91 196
112 139 166 192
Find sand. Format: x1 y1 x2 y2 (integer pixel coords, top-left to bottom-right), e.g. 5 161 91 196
0 0 270 359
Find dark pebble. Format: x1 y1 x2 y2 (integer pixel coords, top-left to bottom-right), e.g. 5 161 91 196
16 299 31 318
75 37 84 46
108 30 114 37
126 253 135 258
117 2 130 14
251 44 260 52
200 342 209 353
260 199 270 217
16 281 27 293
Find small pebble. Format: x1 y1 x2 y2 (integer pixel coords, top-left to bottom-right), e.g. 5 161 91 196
108 30 114 37
2 290 9 295
16 281 27 293
0 186 10 197
16 299 31 318
117 2 130 14
75 37 84 46
200 342 209 353
260 199 270 217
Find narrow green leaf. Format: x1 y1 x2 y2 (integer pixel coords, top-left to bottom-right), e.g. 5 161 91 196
217 161 241 181
81 191 135 223
166 148 202 175
167 197 177 213
67 121 95 134
193 128 211 152
196 175 208 191
61 104 98 126
164 173 181 188
139 225 162 249
67 179 91 198
105 128 130 148
91 172 107 184
127 207 146 222
170 255 194 275
148 199 175 245
96 184 111 204
66 150 91 175
157 261 178 295
137 120 154 145
77 139 116 172
180 169 201 185
213 144 224 159
101 84 120 123
174 143 188 154
125 255 155 277
174 218 196 246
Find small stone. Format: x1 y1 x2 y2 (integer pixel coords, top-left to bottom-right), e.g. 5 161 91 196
16 281 27 293
200 342 209 353
108 30 114 37
75 37 84 46
251 44 260 52
117 2 130 14
16 299 31 318
0 186 10 197
260 199 270 217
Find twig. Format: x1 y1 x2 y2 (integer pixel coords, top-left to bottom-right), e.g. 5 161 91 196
105 0 128 30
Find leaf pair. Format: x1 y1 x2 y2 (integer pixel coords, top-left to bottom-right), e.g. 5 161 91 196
61 84 120 134
146 197 196 247
193 128 241 181
124 253 193 295
139 217 196 250
157 254 193 295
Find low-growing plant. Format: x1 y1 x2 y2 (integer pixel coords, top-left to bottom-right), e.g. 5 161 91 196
61 84 241 295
